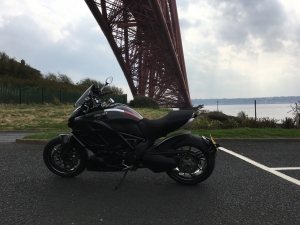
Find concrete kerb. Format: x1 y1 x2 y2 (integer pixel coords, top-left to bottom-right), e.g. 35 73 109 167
215 138 300 143
6 130 300 144
0 130 38 133
0 130 52 144
15 139 49 144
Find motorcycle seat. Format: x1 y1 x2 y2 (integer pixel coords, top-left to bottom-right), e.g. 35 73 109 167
138 110 193 140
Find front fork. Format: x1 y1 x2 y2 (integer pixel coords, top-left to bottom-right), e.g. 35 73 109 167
59 134 73 159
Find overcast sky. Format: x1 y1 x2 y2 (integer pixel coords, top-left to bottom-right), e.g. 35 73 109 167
1 0 299 100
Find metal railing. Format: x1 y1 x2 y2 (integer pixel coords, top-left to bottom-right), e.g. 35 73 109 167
0 84 127 104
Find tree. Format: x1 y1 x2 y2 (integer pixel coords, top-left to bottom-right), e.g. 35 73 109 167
8 58 19 77
0 52 9 62
77 77 124 95
17 59 26 78
44 72 58 82
77 77 101 87
237 111 248 119
0 52 10 76
110 86 124 95
57 72 73 84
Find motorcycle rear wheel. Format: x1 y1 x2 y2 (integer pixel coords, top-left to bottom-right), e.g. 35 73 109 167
43 136 88 177
166 144 215 185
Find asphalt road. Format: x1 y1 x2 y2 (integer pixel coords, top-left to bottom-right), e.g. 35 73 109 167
0 138 299 225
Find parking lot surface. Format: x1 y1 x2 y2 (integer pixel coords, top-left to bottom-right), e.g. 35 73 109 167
0 139 299 224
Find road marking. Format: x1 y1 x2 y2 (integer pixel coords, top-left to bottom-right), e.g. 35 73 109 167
270 167 300 171
219 147 300 187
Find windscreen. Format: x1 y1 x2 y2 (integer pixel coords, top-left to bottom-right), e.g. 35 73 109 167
74 85 94 107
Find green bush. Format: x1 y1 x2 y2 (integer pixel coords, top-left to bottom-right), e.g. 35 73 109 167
237 117 278 128
129 95 159 109
188 112 280 130
237 111 248 119
281 117 295 129
207 112 228 122
222 118 239 129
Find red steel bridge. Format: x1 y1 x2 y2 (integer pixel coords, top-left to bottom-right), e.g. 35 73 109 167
85 0 192 108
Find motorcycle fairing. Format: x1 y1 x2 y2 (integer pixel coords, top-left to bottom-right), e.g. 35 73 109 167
72 116 122 149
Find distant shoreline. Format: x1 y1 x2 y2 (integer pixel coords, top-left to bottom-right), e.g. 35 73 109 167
192 96 299 106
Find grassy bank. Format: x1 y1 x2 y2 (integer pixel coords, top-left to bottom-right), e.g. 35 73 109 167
0 104 170 131
0 104 299 139
0 104 72 131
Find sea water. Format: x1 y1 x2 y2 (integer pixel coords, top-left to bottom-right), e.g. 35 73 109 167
202 104 295 121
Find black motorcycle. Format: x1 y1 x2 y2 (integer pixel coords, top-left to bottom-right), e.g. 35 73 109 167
43 77 219 189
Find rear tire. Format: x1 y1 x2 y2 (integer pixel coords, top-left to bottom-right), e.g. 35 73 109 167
43 136 88 177
166 143 215 185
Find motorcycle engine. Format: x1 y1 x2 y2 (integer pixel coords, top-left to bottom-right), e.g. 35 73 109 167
124 152 137 165
106 148 137 166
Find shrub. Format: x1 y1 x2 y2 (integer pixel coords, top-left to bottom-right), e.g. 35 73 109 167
207 112 228 122
289 101 300 127
237 111 248 119
129 95 159 109
222 118 239 129
281 117 295 129
237 117 278 128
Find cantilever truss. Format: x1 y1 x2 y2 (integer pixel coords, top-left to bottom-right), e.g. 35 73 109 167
85 0 192 108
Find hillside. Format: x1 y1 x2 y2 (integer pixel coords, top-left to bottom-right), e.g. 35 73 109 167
0 51 123 94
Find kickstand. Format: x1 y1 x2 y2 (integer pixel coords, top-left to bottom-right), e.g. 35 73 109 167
113 165 132 190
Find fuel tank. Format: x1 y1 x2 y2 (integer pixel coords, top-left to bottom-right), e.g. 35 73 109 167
73 104 145 138
104 104 144 137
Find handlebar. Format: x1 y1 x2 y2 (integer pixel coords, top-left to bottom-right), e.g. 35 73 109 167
87 89 114 109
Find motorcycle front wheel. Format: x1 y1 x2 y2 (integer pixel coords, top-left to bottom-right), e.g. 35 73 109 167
43 136 88 177
166 144 215 185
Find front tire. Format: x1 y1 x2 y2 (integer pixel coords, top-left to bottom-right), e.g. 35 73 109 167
166 143 215 185
43 136 88 177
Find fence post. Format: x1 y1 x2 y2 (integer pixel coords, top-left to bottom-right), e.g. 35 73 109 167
42 88 44 103
60 90 62 103
19 87 22 104
254 100 257 121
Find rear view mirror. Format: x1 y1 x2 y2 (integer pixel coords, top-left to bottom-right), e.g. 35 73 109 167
101 77 113 92
105 77 113 85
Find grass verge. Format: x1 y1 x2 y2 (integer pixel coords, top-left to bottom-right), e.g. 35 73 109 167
1 104 299 139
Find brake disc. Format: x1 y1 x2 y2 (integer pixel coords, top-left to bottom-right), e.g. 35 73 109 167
178 154 199 173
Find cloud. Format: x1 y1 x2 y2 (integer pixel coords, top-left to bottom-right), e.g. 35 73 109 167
0 9 124 83
1 0 300 99
215 0 288 51
176 0 300 98
0 0 90 42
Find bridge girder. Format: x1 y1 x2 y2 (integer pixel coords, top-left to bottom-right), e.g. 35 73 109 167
85 0 192 108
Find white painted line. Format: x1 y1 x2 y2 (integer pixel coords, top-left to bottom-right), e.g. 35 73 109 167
219 147 300 187
270 167 300 171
